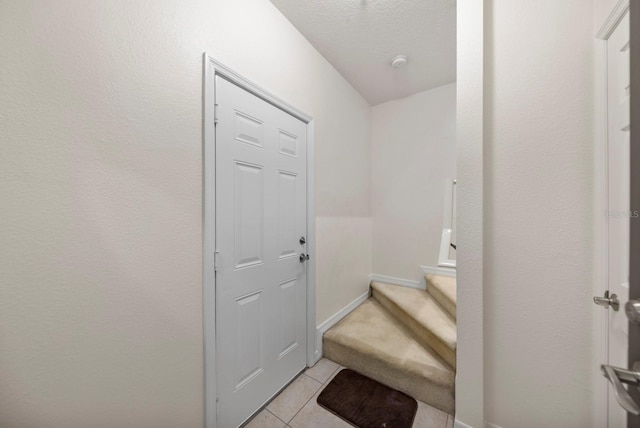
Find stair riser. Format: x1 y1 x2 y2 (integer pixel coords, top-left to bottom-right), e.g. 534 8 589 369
372 288 456 369
323 338 455 415
427 284 456 319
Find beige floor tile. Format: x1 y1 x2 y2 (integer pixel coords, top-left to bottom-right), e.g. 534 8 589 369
412 400 448 428
244 409 286 428
446 414 454 428
289 390 352 428
305 358 341 384
266 374 322 423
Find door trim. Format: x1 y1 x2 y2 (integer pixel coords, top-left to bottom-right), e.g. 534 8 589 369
454 1 484 426
593 2 630 426
202 54 316 428
597 0 630 40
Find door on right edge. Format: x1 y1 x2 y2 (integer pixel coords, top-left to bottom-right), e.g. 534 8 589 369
607 11 631 428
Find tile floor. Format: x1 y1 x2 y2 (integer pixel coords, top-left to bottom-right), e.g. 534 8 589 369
243 358 454 428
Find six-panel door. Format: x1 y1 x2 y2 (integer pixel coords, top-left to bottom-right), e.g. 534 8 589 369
215 76 308 428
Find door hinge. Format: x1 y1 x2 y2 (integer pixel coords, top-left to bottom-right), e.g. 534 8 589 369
214 250 220 271
214 103 219 125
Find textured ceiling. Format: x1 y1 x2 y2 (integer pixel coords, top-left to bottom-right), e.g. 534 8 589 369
270 0 456 106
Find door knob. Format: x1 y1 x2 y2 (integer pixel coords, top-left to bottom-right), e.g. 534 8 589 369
299 253 309 263
626 300 640 325
594 290 620 311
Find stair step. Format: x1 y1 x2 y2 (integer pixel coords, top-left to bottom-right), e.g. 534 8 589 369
371 281 456 368
426 274 457 319
323 298 455 415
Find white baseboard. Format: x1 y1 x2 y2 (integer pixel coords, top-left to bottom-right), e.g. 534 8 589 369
313 289 370 364
421 265 456 278
369 273 424 290
454 420 473 428
452 418 502 428
368 266 456 292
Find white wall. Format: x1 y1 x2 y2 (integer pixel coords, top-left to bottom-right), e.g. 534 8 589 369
371 84 456 281
0 1 371 426
483 1 595 427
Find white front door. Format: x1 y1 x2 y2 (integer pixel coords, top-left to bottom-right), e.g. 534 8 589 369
215 76 308 428
606 11 631 427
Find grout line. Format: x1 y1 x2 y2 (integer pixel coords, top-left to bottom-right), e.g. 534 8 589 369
303 372 323 385
286 374 323 425
323 365 341 385
266 409 288 426
287 364 342 426
263 372 318 425
304 370 325 384
250 361 343 427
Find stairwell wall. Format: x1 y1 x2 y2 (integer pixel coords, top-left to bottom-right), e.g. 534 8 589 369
371 84 457 283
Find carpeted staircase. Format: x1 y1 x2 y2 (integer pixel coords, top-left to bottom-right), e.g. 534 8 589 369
323 274 457 415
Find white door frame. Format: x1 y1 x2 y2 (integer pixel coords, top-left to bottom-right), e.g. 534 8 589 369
202 54 316 428
454 1 484 427
593 1 630 426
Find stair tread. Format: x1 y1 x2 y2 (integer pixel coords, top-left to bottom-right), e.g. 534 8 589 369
324 299 454 386
323 298 454 414
371 281 456 353
426 274 456 310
